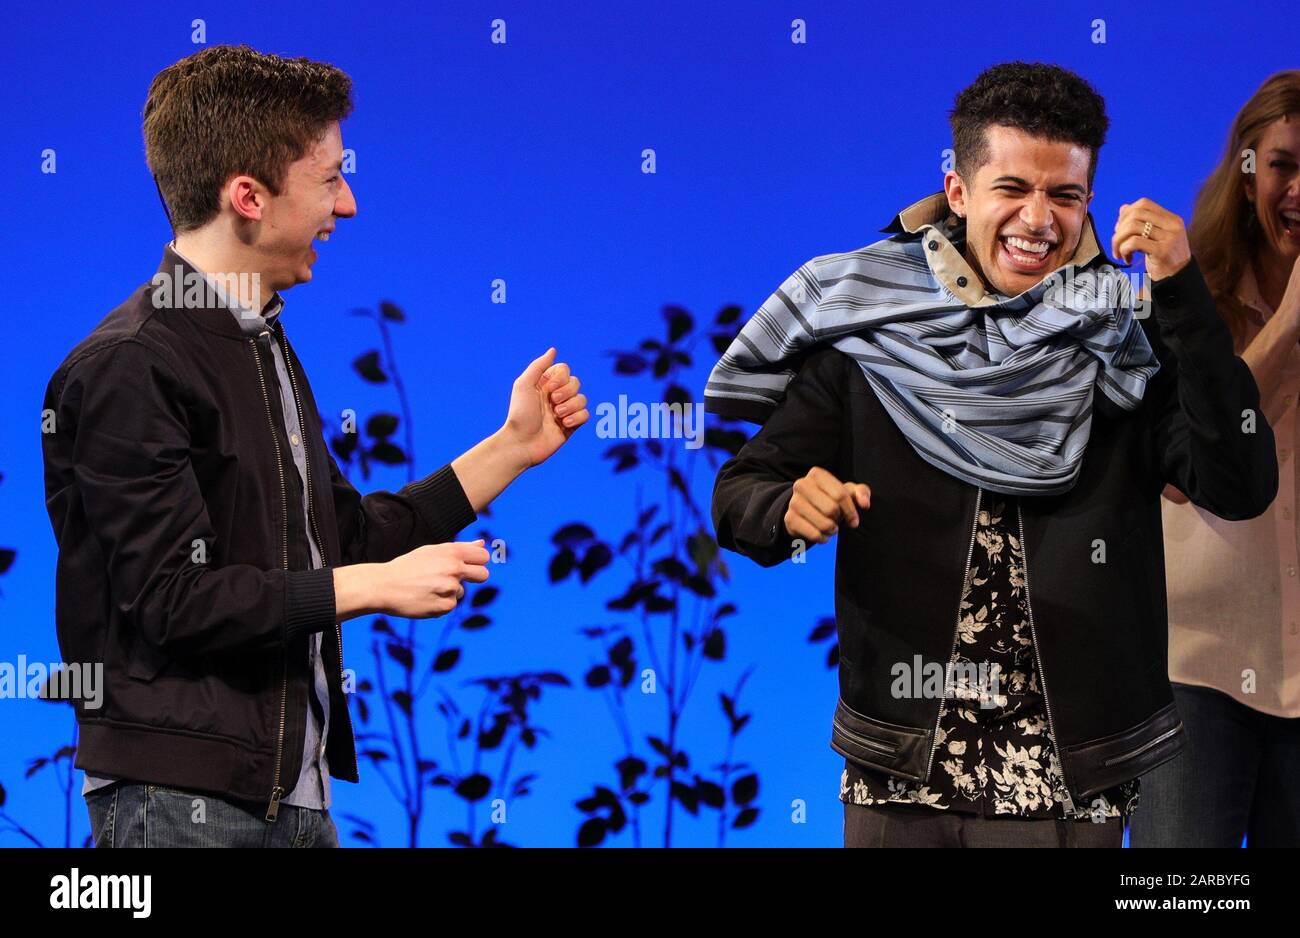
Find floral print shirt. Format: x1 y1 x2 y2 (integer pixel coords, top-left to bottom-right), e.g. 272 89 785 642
839 494 1139 821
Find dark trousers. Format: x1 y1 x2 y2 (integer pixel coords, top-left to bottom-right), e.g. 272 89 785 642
1129 682 1300 848
844 801 1124 847
85 782 340 848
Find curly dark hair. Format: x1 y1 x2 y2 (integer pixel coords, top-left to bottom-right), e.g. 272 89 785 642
143 44 354 232
950 61 1109 188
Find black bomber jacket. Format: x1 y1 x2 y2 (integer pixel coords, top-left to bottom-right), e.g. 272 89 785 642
711 254 1278 803
42 245 477 819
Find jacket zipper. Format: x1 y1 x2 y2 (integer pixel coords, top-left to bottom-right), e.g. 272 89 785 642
280 328 356 775
924 487 983 780
1018 504 1074 804
249 334 290 822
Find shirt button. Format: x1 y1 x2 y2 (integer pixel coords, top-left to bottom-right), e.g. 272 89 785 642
291 432 301 447
1288 566 1296 577
928 240 939 251
957 276 968 288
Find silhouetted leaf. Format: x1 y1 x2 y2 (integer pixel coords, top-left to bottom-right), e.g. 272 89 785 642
716 304 742 325
433 648 461 672
366 413 399 439
471 586 499 608
370 441 406 465
585 665 611 688
385 642 413 671
671 780 699 815
809 618 836 642
553 523 595 546
460 614 490 631
353 350 387 383
665 305 693 343
549 548 577 583
379 300 406 322
614 354 647 375
732 773 758 805
579 543 613 582
577 817 606 847
698 780 725 808
454 774 492 801
664 383 692 406
733 807 760 829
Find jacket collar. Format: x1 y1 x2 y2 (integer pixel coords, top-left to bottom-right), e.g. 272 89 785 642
880 191 1107 305
152 243 285 340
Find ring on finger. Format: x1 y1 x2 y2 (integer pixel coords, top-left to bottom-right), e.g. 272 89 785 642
1141 221 1153 240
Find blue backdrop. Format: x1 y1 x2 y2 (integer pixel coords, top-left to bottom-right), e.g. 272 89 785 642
0 0 1288 847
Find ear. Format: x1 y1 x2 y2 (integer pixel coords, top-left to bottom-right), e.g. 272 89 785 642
1244 174 1257 205
944 170 968 218
226 174 267 223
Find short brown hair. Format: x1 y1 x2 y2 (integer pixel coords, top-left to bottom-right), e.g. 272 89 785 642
143 44 353 232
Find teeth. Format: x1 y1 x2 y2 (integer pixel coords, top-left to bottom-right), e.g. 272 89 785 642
1005 236 1050 254
316 232 330 242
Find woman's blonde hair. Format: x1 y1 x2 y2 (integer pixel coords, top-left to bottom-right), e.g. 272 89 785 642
1189 70 1300 350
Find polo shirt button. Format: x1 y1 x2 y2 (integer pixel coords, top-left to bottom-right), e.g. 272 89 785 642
291 433 301 447
928 240 939 251
957 276 968 288
1288 566 1296 577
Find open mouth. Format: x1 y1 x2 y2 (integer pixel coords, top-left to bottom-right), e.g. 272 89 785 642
315 230 332 242
1280 209 1300 239
999 235 1055 272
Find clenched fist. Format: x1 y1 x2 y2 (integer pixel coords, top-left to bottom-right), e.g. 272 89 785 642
784 466 872 545
379 540 492 618
1112 198 1193 281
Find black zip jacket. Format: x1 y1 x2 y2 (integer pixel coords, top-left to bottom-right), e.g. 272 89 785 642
711 258 1278 801
42 246 477 819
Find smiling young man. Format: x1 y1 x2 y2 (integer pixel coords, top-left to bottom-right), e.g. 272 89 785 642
42 45 590 847
707 62 1278 847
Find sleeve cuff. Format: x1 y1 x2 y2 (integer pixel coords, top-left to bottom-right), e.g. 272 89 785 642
402 464 478 543
284 567 338 642
1151 258 1213 327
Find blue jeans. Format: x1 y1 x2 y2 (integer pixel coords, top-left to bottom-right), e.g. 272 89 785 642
1129 683 1300 847
85 782 340 848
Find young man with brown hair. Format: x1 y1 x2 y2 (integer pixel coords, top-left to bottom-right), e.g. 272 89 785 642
42 45 590 847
